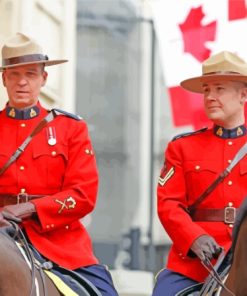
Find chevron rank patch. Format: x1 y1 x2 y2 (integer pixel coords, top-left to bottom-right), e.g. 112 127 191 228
158 165 175 186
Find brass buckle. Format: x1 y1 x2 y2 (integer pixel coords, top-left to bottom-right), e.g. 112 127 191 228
17 193 28 204
224 206 236 224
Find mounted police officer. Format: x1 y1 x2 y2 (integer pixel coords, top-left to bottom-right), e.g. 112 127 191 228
0 32 118 296
153 51 247 295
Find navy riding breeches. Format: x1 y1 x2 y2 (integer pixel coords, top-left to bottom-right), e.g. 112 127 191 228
152 269 199 296
75 264 119 296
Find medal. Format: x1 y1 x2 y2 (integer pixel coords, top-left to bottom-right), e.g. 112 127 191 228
47 126 57 146
48 138 56 146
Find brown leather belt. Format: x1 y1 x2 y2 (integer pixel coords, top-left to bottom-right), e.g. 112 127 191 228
191 207 238 224
0 193 44 207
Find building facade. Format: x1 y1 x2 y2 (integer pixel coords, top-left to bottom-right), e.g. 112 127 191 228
76 0 172 275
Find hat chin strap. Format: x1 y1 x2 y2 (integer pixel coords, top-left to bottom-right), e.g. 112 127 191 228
2 54 49 66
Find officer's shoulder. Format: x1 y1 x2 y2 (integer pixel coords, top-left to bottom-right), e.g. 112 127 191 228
51 108 83 121
172 127 208 141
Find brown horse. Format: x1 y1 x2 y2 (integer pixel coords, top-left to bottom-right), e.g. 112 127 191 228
177 198 247 296
0 221 101 296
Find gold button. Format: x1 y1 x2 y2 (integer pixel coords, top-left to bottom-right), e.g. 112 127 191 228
227 180 233 186
51 151 57 156
20 188 26 193
51 224 54 228
65 225 69 229
227 159 232 164
229 224 233 228
195 165 200 170
228 202 233 207
20 166 25 171
20 123 26 127
85 149 90 154
46 225 50 229
228 141 233 146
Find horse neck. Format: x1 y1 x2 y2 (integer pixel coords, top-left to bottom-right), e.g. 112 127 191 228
222 216 247 296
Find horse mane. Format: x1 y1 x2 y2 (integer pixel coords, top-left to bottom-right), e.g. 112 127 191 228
231 197 247 253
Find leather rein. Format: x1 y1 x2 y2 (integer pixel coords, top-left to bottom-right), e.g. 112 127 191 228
3 213 48 296
199 251 235 296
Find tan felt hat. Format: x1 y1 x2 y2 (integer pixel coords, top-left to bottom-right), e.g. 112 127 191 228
0 32 67 71
180 51 247 93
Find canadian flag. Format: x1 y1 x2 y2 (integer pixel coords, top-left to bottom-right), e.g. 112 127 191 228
151 0 247 130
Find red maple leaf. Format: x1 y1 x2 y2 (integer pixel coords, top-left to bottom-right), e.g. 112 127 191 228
229 0 247 20
179 6 217 62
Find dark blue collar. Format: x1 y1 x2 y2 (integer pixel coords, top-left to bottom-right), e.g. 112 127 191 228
214 125 246 139
6 105 40 119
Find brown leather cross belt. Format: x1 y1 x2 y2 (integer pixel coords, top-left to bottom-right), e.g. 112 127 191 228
0 193 44 207
191 207 239 224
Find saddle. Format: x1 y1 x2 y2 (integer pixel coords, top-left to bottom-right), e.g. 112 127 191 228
29 248 100 296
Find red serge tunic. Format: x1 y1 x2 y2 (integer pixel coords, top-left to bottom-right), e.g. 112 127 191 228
0 102 99 269
157 125 247 282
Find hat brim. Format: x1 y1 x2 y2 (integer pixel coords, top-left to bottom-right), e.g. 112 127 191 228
180 74 247 93
0 59 68 71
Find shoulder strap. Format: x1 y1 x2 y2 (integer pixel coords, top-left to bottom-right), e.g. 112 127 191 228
172 127 207 141
51 108 82 121
188 141 247 213
0 109 58 176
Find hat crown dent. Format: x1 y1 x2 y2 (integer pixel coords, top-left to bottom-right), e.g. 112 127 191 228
2 32 43 59
202 51 247 76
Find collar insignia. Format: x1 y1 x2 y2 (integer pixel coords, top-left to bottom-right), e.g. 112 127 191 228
8 108 16 118
237 127 243 136
6 105 40 119
216 127 223 137
214 125 246 139
30 108 37 118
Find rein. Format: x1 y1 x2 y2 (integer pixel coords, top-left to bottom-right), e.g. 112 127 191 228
3 215 47 296
200 254 235 296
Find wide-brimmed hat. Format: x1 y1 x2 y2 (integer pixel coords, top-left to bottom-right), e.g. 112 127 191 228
180 51 247 93
0 32 68 71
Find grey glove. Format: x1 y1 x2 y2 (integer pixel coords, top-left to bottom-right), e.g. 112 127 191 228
2 202 36 220
190 235 222 261
0 212 12 227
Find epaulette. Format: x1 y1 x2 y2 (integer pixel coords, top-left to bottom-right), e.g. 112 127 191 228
51 108 83 121
172 127 208 141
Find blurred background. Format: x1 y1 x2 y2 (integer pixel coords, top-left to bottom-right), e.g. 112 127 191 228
0 0 247 295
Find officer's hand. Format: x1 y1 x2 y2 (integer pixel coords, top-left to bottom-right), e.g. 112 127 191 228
2 202 36 220
0 212 11 227
190 235 222 261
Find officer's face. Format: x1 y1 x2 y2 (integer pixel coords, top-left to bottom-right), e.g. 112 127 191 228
202 80 247 127
2 63 47 109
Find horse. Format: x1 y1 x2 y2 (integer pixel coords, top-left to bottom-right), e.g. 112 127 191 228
0 215 102 296
176 198 247 296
